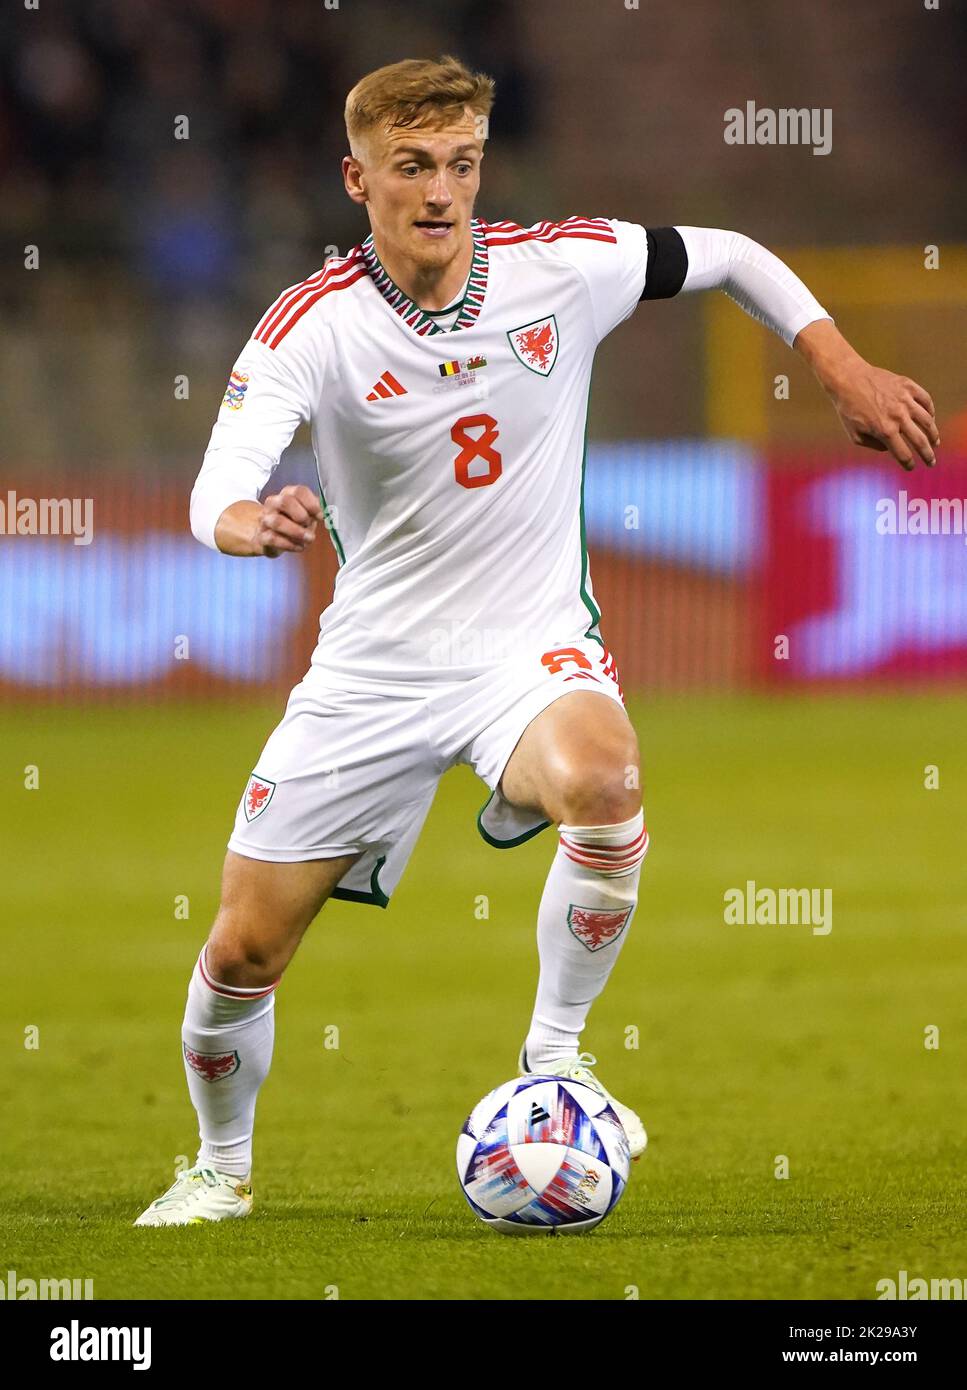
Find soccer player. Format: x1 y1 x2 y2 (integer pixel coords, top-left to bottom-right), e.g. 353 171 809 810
136 56 938 1224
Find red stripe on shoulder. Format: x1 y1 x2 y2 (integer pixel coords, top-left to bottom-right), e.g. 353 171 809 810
483 216 618 248
264 262 368 350
254 266 329 342
255 251 367 349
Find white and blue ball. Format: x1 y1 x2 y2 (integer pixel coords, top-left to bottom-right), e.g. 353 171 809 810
456 1075 631 1235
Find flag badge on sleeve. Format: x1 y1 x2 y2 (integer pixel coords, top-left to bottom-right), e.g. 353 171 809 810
222 370 250 410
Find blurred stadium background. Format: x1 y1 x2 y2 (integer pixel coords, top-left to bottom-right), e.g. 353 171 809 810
3 0 967 1300
2 0 967 698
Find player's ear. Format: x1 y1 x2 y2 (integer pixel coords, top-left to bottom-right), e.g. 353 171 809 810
342 155 368 205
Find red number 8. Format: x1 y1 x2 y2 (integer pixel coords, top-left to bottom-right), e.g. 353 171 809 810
451 413 502 489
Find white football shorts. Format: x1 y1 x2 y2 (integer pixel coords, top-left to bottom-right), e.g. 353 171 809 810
227 636 627 908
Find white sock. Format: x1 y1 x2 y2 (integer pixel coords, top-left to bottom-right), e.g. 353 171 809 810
525 809 649 1071
181 947 278 1179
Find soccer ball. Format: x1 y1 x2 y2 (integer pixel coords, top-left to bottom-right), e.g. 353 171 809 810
456 1075 631 1234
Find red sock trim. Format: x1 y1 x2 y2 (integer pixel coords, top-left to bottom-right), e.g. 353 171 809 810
197 948 280 1000
560 825 649 871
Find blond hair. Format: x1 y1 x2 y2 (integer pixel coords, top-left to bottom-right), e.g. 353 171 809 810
345 55 495 152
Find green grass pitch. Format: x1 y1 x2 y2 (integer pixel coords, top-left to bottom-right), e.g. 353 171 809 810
3 692 966 1300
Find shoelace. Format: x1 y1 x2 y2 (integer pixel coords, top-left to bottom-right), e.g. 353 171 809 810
152 1166 219 1209
557 1052 606 1093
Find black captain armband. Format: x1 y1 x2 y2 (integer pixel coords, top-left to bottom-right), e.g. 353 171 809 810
639 226 688 300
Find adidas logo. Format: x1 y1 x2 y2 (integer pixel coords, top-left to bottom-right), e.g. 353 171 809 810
529 1101 550 1125
366 370 407 401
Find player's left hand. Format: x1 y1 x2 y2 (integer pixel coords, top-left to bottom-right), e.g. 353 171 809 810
826 361 939 471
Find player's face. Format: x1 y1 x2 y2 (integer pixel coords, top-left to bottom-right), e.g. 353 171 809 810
345 111 484 271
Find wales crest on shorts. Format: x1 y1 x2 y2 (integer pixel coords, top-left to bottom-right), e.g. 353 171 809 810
243 774 276 822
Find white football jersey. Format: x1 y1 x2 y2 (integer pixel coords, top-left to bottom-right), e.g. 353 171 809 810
192 216 650 694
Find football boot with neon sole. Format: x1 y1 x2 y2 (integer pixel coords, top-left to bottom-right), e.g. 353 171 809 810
134 1164 253 1226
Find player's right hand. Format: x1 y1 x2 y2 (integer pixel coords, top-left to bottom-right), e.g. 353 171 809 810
256 484 325 557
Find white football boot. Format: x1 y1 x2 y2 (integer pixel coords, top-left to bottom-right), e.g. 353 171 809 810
518 1046 648 1160
134 1164 253 1226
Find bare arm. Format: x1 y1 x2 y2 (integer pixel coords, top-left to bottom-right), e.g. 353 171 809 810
213 485 324 557
794 319 939 471
667 228 939 472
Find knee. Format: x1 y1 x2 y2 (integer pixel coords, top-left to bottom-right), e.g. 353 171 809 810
204 912 288 989
552 746 642 826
